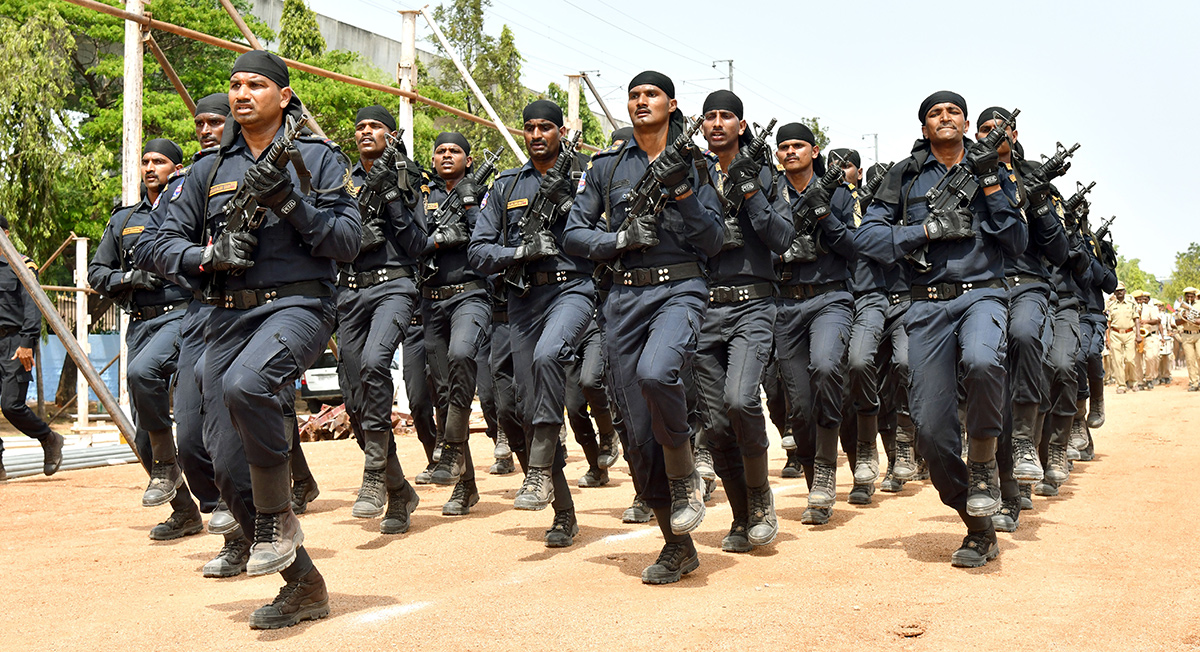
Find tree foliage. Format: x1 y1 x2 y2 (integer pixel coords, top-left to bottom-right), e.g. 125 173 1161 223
544 82 604 152
278 0 325 61
1163 243 1200 303
426 0 530 171
799 117 831 151
1116 251 1161 298
0 8 101 270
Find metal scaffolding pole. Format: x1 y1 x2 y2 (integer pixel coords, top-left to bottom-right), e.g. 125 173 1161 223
420 7 526 163
0 230 140 462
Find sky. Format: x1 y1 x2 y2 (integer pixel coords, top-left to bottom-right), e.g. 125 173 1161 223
305 0 1199 279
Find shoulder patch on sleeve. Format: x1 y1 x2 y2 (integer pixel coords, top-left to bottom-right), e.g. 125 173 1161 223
209 181 238 197
576 170 588 194
170 183 184 203
25 257 37 271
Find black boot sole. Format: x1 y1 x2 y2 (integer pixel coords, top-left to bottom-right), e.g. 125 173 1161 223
249 598 330 629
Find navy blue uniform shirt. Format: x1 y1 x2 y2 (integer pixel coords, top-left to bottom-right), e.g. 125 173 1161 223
348 161 424 271
414 177 486 287
156 121 361 291
774 171 856 286
706 162 793 285
468 156 593 278
562 137 724 266
0 252 41 348
90 198 191 307
855 141 1027 286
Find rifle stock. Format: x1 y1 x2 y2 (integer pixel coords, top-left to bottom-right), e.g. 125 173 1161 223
503 131 583 295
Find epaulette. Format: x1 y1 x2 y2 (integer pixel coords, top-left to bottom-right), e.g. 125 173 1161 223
495 168 520 180
166 165 191 183
701 149 719 163
24 256 37 271
297 134 340 151
192 146 219 163
110 203 136 217
593 141 624 157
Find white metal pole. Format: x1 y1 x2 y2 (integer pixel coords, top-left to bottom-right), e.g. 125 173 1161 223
119 0 144 437
420 7 526 163
566 74 582 135
397 10 418 158
74 237 90 436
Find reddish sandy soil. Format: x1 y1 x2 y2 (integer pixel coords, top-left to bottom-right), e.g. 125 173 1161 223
2 375 1199 651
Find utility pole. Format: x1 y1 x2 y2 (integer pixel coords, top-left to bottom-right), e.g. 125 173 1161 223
566 74 583 135
580 71 618 138
119 0 144 420
862 133 879 166
713 59 733 91
396 10 419 156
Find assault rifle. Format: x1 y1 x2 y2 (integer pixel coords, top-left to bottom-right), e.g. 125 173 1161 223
357 129 408 253
781 150 847 264
720 118 777 250
503 130 583 295
905 108 1019 273
1026 141 1080 185
418 148 502 284
202 113 307 303
856 161 894 213
623 116 703 223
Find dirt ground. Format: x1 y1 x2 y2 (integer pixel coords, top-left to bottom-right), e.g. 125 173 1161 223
3 374 1199 652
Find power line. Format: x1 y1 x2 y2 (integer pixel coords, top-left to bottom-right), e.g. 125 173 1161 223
558 0 710 68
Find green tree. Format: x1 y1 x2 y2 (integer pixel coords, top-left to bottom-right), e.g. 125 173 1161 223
427 1 530 171
544 82 604 151
1163 243 1200 303
1116 253 1160 297
0 8 101 269
278 0 325 61
799 117 831 151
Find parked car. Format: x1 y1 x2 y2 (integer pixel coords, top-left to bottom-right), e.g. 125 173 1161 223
297 349 406 414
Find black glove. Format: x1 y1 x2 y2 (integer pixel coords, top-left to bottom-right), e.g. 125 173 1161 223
965 141 1000 186
1099 238 1118 270
364 157 402 204
201 231 258 272
541 170 575 214
649 147 691 199
1025 179 1052 210
1067 248 1091 276
720 216 744 251
781 234 818 263
923 207 975 241
454 178 483 207
125 270 163 291
433 221 469 249
615 215 659 251
802 183 832 220
726 153 762 197
244 159 294 208
515 230 559 262
359 218 386 253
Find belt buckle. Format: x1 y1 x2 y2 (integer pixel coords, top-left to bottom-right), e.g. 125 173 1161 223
630 269 650 286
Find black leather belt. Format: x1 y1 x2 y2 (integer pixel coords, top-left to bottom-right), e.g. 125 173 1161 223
530 270 590 287
1006 273 1047 287
221 280 332 310
911 278 1007 302
616 262 704 287
888 291 911 306
422 279 489 300
779 280 847 301
131 300 189 321
337 266 412 290
493 310 508 324
709 282 774 304
410 313 422 326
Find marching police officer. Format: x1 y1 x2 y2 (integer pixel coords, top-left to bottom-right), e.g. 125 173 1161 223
692 90 792 551
564 71 724 583
772 123 856 525
133 92 246 574
1177 288 1200 391
0 215 63 481
157 51 360 628
414 132 491 516
856 91 1026 567
339 105 423 534
89 138 208 541
469 98 592 545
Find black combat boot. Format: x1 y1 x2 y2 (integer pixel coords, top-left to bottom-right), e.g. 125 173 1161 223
249 566 330 629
